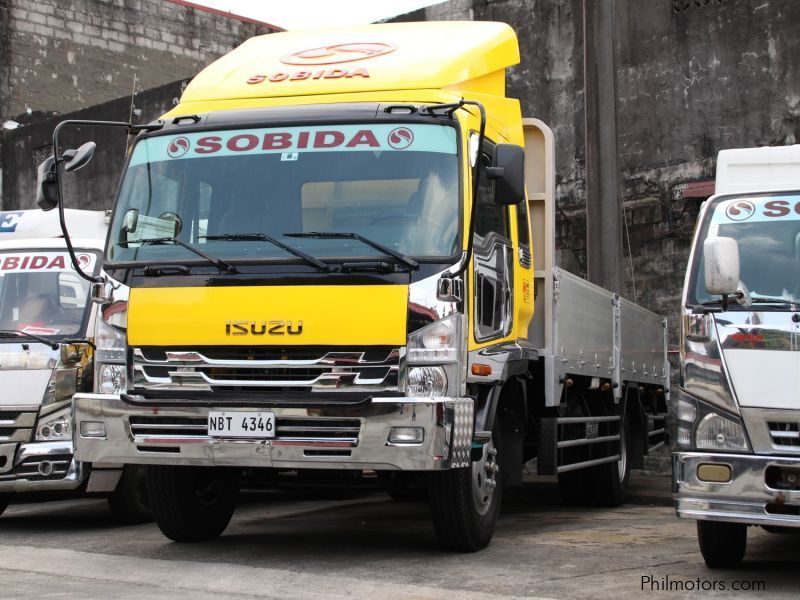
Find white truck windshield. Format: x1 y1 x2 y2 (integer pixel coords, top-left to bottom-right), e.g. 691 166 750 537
108 122 460 265
690 194 800 306
0 250 95 339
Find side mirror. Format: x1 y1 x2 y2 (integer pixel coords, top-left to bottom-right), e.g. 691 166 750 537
36 155 59 211
487 143 525 206
63 141 96 172
123 208 139 233
704 236 740 295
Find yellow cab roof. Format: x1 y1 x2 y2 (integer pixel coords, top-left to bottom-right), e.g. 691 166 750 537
178 21 520 104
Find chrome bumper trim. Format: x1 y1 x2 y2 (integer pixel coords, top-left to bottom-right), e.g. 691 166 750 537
74 393 474 471
673 451 800 528
0 441 84 493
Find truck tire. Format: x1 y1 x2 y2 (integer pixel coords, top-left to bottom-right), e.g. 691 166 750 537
107 465 152 525
588 414 631 507
429 428 502 552
557 469 592 506
146 465 238 542
380 472 429 502
697 520 747 568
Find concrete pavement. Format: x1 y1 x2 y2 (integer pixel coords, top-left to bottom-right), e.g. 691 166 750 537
0 474 798 599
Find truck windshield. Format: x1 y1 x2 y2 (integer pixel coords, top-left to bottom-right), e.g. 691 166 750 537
689 193 800 307
108 122 460 266
0 250 96 340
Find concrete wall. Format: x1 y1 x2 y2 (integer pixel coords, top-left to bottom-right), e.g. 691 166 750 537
395 0 800 348
1 79 187 213
0 0 276 121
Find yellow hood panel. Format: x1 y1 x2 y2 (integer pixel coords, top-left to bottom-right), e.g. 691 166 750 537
127 285 409 347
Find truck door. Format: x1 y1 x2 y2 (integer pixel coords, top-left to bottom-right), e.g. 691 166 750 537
473 143 513 342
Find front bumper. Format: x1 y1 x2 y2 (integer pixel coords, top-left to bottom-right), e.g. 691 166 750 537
0 440 84 493
74 393 474 471
673 451 800 528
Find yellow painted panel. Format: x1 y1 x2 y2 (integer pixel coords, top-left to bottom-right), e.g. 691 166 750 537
128 285 408 346
173 22 518 106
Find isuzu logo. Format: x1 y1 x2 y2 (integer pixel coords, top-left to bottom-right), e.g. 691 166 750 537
225 321 303 336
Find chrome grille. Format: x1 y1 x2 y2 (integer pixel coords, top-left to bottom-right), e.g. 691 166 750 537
131 346 402 394
0 410 36 443
129 415 361 446
0 454 72 482
768 422 800 448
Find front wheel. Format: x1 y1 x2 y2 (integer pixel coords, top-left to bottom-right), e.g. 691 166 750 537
108 465 152 525
429 431 502 552
697 520 747 568
146 466 238 542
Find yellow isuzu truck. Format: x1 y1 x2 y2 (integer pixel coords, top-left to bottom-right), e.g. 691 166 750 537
44 22 668 551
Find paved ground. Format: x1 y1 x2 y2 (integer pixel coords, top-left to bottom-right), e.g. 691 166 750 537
1 474 798 599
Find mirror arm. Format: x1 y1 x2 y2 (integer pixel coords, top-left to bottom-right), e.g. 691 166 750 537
485 166 504 179
51 119 162 284
446 99 486 279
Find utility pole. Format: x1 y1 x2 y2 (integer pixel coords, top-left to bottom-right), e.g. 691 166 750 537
583 0 623 294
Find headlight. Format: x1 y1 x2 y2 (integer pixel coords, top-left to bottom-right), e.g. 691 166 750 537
36 406 71 441
696 413 749 452
408 366 447 397
94 316 127 395
97 364 127 395
676 390 750 452
408 314 461 364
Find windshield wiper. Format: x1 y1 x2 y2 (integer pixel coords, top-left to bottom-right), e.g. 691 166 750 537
284 232 419 271
118 237 238 274
750 297 799 307
203 233 331 272
0 330 59 350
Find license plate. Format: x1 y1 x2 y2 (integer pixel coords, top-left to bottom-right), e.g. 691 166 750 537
208 411 276 438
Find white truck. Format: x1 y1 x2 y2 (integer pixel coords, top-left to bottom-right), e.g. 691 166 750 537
0 208 148 521
674 144 800 567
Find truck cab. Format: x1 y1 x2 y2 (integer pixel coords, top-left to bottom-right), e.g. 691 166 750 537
674 144 800 567
0 209 147 521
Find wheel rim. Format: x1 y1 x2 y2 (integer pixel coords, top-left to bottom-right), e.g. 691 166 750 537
617 421 627 482
194 472 227 507
471 438 499 516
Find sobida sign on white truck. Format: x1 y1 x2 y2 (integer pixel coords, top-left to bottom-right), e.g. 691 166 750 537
674 145 800 568
0 209 148 522
42 22 667 550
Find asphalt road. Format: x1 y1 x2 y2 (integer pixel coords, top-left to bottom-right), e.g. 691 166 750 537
1 475 798 599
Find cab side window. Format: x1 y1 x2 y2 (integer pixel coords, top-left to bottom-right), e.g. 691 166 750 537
474 149 510 240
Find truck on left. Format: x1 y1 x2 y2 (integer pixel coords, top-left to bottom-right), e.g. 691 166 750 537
0 208 149 522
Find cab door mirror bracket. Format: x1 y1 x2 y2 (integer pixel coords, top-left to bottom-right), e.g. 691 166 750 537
489 143 525 206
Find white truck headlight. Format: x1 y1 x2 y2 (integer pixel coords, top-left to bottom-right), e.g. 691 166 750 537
94 317 127 395
696 412 749 452
36 406 71 441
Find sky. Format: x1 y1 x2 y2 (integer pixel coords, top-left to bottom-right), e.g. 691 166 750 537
185 0 445 30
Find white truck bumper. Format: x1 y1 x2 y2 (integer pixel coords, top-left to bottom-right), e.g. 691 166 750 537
674 451 800 528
